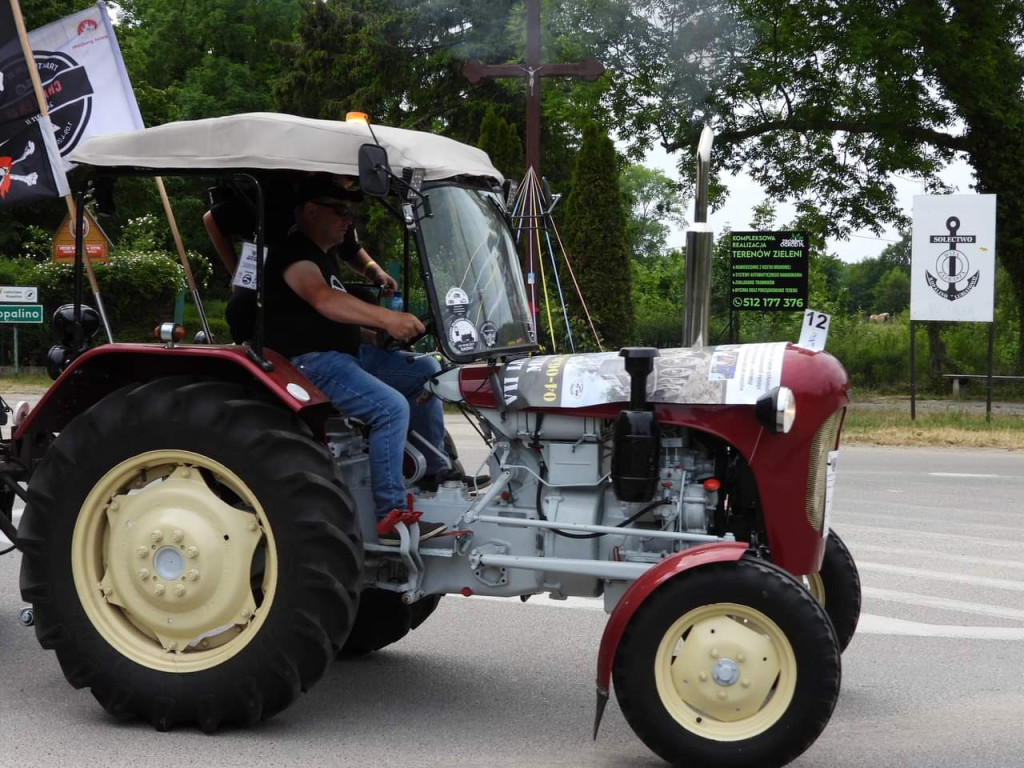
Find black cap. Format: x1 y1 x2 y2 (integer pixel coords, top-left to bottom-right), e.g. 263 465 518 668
294 173 364 204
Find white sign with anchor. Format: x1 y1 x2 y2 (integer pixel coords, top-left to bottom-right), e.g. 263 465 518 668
910 195 996 322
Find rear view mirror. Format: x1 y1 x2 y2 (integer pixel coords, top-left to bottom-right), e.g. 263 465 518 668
358 144 390 197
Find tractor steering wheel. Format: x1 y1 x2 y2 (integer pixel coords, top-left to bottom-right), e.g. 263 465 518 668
376 313 436 351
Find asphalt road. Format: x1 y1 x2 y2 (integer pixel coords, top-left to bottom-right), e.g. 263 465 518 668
1 429 1022 768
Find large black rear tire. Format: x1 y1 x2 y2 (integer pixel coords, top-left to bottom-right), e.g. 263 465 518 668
19 377 363 730
613 557 840 768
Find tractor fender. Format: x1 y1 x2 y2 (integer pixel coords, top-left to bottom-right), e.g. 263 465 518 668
15 344 335 441
596 541 748 696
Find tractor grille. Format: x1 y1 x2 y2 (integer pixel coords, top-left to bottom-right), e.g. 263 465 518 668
805 408 844 533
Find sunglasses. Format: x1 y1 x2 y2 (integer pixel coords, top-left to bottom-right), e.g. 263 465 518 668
312 200 353 218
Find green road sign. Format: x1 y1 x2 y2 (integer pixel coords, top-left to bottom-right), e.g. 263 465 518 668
0 304 44 324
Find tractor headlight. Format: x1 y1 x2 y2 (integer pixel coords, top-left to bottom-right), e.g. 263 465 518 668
755 386 796 434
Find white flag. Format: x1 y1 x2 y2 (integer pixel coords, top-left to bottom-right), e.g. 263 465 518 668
26 1 142 168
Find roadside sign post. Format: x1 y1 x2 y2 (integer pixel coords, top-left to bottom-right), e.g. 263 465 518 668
910 195 996 420
0 288 43 375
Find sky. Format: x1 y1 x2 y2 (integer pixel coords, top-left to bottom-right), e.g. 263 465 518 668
645 142 978 264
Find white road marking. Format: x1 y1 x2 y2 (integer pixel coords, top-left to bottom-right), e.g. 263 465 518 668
864 587 1024 621
858 614 1024 640
852 542 1024 571
839 522 1023 550
843 509 1024 535
858 561 1024 592
929 472 1001 479
841 499 1024 524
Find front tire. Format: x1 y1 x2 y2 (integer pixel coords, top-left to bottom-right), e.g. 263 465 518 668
19 377 363 730
805 530 861 652
613 558 840 768
341 590 442 656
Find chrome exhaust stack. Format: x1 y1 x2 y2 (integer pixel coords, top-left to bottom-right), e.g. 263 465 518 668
682 126 715 348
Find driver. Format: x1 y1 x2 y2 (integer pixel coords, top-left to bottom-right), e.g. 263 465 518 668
264 173 448 543
203 172 397 342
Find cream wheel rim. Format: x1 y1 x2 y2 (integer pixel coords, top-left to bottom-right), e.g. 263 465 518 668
72 450 277 673
804 573 826 607
653 602 797 741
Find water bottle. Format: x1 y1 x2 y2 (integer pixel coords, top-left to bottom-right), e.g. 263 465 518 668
389 291 404 312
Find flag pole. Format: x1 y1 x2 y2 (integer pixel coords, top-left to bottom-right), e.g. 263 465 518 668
155 177 213 341
9 0 113 342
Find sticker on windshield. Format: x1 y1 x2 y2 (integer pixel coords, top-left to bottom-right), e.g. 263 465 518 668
480 321 497 347
448 318 479 354
445 287 469 317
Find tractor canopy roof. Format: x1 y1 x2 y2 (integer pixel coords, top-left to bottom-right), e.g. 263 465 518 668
68 112 503 183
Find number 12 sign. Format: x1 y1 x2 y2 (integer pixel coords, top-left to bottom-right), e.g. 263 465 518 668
797 310 831 352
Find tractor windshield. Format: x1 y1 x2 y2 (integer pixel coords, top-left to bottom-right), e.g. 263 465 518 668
419 184 536 361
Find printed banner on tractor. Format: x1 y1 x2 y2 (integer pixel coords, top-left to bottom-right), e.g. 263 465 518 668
499 343 787 409
0 0 70 207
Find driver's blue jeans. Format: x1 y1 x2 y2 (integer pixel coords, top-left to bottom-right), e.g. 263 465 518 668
291 345 446 517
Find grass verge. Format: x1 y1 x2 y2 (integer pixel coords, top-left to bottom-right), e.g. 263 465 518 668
843 407 1024 449
0 374 51 393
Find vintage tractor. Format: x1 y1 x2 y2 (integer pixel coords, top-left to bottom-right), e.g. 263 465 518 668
0 113 859 768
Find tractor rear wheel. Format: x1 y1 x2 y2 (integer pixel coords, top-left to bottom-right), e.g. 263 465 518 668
19 377 363 731
613 557 840 768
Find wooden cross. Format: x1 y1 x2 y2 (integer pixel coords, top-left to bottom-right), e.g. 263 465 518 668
462 0 604 179
463 0 603 343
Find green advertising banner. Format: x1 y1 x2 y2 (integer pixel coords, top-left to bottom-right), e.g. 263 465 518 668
0 304 44 324
729 231 809 311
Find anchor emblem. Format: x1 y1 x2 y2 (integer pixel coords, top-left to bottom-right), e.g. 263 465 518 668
925 216 980 302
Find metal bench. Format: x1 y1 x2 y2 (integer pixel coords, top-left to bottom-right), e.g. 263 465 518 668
942 373 1024 399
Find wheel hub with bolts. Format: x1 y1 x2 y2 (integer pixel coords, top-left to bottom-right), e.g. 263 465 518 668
711 658 740 686
89 460 265 654
657 604 795 736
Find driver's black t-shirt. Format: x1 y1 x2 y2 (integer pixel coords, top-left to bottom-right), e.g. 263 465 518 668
264 229 362 358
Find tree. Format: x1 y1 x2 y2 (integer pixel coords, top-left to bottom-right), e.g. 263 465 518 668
873 268 910 315
562 121 633 348
620 164 686 262
273 1 520 137
116 0 303 125
477 107 525 180
844 259 886 314
561 0 1024 365
274 1 590 196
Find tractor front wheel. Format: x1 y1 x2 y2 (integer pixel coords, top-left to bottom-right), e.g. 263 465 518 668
341 590 442 656
804 530 861 652
19 377 363 730
613 557 840 768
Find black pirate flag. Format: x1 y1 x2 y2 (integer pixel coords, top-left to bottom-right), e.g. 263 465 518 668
0 0 69 209
0 117 67 205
